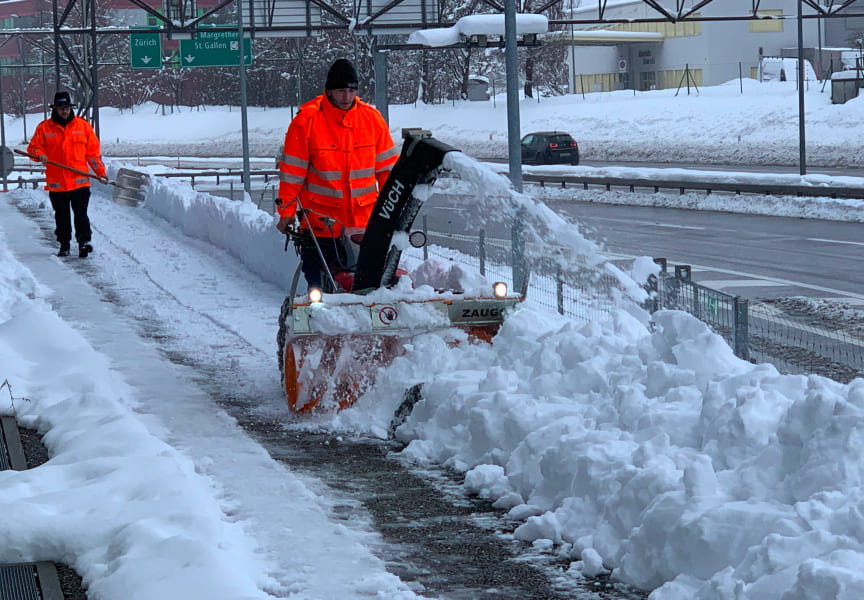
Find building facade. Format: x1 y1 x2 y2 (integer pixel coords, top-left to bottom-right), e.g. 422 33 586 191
561 0 854 93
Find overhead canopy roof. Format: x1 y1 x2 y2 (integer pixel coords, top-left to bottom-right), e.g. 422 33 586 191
551 29 665 45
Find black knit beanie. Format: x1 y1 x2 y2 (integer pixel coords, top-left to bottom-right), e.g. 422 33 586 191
325 59 359 90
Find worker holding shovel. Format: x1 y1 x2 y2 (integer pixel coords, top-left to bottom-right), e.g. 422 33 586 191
27 91 108 258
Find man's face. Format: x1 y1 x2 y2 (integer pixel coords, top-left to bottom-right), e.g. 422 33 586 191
55 105 73 116
326 88 357 111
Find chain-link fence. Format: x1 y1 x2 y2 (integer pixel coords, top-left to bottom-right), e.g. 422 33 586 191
418 215 864 384
418 213 621 327
650 261 864 383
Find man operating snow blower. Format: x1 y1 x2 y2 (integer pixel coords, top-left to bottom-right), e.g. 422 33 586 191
275 58 399 290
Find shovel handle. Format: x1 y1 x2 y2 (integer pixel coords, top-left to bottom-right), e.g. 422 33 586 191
13 148 139 191
14 148 100 179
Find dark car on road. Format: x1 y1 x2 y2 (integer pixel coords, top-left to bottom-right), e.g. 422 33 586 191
520 131 580 165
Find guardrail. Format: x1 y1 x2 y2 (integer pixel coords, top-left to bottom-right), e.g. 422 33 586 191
150 169 280 186
522 173 864 200
15 167 863 202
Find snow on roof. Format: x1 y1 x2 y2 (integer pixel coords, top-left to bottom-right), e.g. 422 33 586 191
408 14 548 47
831 70 861 80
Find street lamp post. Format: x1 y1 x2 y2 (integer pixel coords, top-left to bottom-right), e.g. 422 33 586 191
504 0 522 192
237 0 251 198
797 0 806 175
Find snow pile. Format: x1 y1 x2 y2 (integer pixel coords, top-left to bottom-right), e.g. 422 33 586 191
121 146 864 599
0 190 425 599
366 302 864 598
2 81 864 599
0 234 275 600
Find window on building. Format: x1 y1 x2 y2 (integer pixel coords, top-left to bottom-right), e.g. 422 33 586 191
750 9 783 33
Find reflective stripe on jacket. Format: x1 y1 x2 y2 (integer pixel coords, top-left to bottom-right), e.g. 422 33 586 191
277 95 398 237
27 116 106 192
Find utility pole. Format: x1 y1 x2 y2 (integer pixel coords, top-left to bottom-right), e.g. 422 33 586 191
797 0 806 175
504 0 522 192
237 0 251 197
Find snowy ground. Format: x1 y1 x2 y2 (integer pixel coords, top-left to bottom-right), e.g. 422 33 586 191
1 82 864 600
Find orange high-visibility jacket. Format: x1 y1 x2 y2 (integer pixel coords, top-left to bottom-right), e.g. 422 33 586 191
277 95 399 238
28 115 106 192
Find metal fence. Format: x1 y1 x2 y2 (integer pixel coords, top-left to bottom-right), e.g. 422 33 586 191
419 217 864 384
650 260 864 383
419 214 621 326
648 261 750 359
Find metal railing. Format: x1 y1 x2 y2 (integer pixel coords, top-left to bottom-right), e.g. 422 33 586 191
417 216 863 384
419 214 621 326
522 173 864 200
648 261 750 359
650 260 864 383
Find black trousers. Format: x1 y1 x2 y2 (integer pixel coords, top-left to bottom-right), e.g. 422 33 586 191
49 187 91 248
300 236 349 291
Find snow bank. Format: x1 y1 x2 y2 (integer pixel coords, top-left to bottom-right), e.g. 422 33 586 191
0 230 275 600
143 175 296 290
382 304 864 598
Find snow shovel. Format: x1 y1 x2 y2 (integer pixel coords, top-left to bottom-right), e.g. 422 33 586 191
13 148 147 206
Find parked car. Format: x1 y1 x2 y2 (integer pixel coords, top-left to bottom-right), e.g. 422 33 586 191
520 131 580 165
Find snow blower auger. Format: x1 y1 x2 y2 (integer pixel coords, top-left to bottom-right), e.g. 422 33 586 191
277 128 525 413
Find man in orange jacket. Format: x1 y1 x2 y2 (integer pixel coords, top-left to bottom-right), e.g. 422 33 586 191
276 58 399 289
28 91 108 258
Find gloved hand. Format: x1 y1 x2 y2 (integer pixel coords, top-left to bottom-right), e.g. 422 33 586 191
37 154 48 163
97 176 109 185
276 216 297 234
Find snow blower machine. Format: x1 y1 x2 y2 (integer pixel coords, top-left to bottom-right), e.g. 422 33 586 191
277 128 525 413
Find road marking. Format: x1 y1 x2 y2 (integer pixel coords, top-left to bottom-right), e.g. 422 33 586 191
699 279 790 289
807 238 864 247
650 222 705 230
602 251 864 302
578 215 706 230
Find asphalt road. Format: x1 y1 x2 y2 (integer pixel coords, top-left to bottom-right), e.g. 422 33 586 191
543 199 864 303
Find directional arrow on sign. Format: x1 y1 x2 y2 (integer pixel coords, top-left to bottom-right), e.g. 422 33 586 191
178 31 251 68
130 30 162 69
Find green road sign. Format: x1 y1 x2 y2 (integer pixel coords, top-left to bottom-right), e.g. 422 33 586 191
130 31 162 69
179 30 252 68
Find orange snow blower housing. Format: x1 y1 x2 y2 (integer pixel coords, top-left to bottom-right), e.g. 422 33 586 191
277 130 523 413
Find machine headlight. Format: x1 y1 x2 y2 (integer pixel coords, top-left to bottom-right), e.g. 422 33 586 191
308 287 323 304
493 282 508 299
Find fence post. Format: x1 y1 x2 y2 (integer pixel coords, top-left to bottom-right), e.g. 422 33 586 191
645 273 659 312
511 214 528 294
556 265 564 315
422 214 429 261
733 297 749 360
479 228 486 276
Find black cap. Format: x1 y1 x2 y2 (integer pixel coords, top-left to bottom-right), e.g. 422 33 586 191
51 91 75 108
325 59 359 91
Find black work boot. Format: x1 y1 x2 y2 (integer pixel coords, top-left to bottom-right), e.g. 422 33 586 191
78 243 93 258
57 245 70 257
